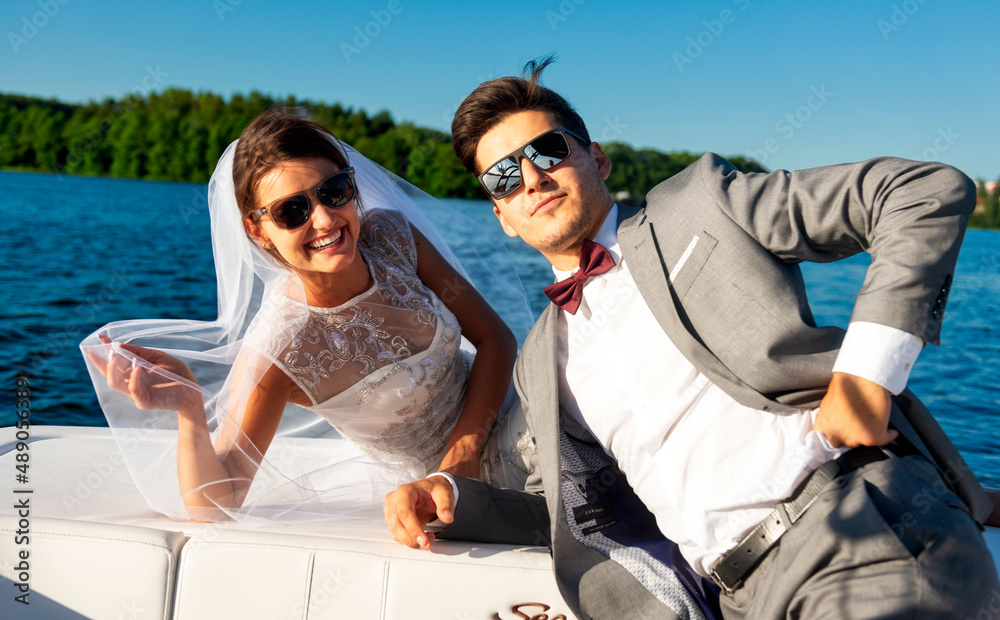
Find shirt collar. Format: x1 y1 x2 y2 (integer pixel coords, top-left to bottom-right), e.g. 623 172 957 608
552 204 621 282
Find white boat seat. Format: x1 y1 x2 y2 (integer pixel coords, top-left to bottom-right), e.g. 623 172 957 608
0 426 577 619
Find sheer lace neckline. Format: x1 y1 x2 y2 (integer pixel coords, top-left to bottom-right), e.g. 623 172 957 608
282 252 379 314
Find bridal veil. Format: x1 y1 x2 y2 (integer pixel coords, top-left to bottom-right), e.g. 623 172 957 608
80 134 533 525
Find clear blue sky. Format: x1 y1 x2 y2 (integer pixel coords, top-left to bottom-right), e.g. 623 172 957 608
3 0 998 180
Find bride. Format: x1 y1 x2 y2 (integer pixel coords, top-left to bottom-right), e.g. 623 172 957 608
81 110 534 539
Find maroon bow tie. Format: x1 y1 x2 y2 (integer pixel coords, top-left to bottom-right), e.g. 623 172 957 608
544 239 616 315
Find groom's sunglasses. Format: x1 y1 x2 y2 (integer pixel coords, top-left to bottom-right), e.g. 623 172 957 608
478 128 588 199
250 167 357 230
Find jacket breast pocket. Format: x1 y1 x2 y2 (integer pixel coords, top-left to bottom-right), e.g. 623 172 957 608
668 232 718 299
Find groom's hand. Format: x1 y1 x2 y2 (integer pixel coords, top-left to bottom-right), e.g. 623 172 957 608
814 372 898 448
384 477 455 550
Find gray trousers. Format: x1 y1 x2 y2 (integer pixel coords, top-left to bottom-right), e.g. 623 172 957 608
720 453 1000 619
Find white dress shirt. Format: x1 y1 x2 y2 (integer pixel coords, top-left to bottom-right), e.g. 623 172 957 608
554 205 922 577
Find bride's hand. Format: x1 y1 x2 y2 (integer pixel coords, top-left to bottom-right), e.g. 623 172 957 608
87 334 203 415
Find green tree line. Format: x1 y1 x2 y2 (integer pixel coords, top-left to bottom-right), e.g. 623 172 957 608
973 180 1000 229
1 88 767 199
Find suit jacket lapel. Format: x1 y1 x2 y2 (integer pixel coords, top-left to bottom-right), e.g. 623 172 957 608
518 304 566 525
616 205 781 412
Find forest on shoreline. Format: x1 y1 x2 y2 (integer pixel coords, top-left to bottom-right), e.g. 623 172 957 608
0 89 766 201
1 89 996 228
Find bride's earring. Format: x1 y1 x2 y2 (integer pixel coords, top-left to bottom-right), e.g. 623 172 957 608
244 218 274 250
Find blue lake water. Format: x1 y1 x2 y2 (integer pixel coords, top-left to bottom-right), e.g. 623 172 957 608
2 170 999 484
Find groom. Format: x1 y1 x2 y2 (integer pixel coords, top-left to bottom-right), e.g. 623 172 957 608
384 60 999 619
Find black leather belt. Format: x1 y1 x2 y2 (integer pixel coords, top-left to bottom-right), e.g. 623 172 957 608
709 445 907 594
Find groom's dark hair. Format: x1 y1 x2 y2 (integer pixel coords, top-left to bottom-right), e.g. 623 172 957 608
452 56 591 177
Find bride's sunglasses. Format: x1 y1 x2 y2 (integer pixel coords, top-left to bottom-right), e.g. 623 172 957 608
250 167 357 230
478 128 588 199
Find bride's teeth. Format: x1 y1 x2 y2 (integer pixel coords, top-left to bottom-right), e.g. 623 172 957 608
309 229 342 249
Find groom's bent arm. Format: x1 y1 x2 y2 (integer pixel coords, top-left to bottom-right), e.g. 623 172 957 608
668 156 975 449
687 155 976 345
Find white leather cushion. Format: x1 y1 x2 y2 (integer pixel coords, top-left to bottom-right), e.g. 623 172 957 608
0 426 167 524
0 516 184 620
174 527 577 619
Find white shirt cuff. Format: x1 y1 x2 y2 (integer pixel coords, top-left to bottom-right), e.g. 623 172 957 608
423 472 459 531
832 321 923 395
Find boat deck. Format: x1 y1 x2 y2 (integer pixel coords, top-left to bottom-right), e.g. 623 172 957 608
2 426 998 619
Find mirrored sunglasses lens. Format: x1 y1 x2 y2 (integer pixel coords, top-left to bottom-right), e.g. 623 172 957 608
483 131 573 198
526 132 571 169
484 158 522 198
272 195 312 229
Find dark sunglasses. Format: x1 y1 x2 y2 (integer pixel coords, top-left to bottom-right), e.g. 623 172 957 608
250 167 357 230
478 128 588 199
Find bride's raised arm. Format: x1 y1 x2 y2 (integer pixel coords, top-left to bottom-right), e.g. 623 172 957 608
86 334 293 516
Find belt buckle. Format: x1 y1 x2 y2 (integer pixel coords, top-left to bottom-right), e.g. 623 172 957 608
709 503 792 596
709 559 738 595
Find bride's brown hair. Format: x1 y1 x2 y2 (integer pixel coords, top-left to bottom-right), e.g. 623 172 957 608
232 109 352 220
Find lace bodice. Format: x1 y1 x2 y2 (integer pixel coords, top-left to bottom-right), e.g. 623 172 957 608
246 210 471 476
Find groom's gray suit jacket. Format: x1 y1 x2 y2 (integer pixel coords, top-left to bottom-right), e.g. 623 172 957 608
443 154 988 620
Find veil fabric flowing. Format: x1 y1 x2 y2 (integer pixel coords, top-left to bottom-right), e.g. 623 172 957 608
79 138 534 525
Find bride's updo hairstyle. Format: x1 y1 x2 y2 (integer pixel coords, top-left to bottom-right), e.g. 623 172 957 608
232 109 355 223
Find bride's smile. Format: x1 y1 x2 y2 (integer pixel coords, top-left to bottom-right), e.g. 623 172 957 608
306 228 343 252
247 157 372 306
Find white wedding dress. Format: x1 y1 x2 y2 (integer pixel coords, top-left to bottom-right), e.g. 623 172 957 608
244 209 533 488
81 138 536 524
